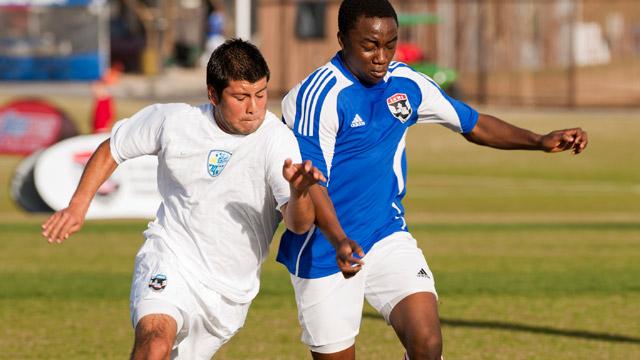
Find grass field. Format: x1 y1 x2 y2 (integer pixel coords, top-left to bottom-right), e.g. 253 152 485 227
1 102 639 359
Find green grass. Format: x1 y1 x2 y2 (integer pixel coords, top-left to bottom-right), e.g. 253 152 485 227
1 106 639 359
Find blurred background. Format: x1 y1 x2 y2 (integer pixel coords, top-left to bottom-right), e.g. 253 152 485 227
0 0 639 359
2 0 638 103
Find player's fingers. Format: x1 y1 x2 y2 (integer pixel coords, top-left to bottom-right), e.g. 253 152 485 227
65 222 83 239
48 213 72 243
303 160 312 173
576 131 588 152
337 248 364 268
59 217 81 243
347 256 364 266
42 212 61 232
341 265 362 278
314 168 327 182
559 138 574 152
42 213 62 240
351 242 365 258
46 223 62 243
561 131 576 144
580 131 589 151
42 217 52 231
572 133 585 154
289 171 302 186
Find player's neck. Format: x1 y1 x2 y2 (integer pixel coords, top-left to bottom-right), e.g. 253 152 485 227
212 107 242 135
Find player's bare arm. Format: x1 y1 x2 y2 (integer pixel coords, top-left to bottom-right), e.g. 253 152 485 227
41 139 118 243
463 113 588 154
309 185 365 278
281 159 326 234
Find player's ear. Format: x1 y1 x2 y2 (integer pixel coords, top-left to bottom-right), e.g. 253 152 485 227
337 31 345 50
207 86 220 106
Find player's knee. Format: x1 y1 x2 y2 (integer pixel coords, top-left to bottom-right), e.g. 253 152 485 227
131 315 176 360
132 333 173 360
137 340 172 360
406 328 442 360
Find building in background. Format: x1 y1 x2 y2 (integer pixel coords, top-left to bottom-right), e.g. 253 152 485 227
1 0 638 107
255 0 639 107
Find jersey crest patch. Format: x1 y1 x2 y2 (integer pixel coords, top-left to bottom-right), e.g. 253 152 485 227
207 150 232 177
149 274 167 291
386 93 412 123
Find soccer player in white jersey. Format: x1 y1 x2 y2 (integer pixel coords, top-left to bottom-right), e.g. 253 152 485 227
276 1 589 359
41 39 325 360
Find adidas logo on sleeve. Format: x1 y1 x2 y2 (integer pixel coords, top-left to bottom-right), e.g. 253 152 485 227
417 268 431 278
350 114 366 128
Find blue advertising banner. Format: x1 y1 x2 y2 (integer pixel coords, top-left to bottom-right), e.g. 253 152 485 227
0 0 108 80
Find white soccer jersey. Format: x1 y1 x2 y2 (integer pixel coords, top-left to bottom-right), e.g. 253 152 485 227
110 103 301 303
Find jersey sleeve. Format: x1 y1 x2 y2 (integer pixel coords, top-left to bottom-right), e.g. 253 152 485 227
266 120 303 211
281 68 340 187
109 104 166 164
398 67 478 134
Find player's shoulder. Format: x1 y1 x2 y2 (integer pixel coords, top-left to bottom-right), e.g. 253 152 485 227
283 60 347 116
261 110 291 134
285 60 346 100
136 102 203 121
258 111 297 149
300 61 339 87
160 102 205 117
388 61 430 83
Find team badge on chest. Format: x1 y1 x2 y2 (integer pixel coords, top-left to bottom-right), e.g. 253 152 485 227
207 150 232 177
386 93 412 123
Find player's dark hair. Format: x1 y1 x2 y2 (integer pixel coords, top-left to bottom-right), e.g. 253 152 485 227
338 0 398 35
206 38 270 97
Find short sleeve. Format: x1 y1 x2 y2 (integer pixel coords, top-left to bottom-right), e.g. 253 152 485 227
109 104 166 164
266 122 303 211
395 66 478 134
281 68 340 187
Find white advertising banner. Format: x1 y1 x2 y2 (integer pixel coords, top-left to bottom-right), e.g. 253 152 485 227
33 133 161 219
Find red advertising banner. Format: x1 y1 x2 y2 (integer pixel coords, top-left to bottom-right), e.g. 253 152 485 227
0 99 78 155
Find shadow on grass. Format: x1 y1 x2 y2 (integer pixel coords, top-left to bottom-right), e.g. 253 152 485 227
363 312 640 344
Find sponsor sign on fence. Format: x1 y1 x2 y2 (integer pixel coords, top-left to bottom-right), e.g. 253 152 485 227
14 133 162 219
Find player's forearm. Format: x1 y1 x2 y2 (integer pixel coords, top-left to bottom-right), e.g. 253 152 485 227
309 185 348 248
463 114 543 150
283 189 315 234
68 139 118 212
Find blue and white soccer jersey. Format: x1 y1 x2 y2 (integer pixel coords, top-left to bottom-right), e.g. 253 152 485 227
276 53 478 351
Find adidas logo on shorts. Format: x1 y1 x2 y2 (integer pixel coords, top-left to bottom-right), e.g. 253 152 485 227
417 268 430 278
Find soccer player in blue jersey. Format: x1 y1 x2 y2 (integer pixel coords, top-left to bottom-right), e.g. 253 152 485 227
276 1 588 359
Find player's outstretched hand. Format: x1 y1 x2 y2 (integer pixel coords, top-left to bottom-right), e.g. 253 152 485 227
336 238 365 279
540 128 588 154
282 159 327 193
41 206 86 244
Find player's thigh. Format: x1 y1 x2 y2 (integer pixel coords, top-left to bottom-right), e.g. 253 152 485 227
130 251 190 330
173 295 251 359
290 272 365 350
130 251 251 359
364 232 438 323
388 291 441 352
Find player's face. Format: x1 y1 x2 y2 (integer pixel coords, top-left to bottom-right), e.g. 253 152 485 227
208 77 268 135
338 16 398 86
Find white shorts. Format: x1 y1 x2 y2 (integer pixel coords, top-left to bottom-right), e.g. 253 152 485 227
290 232 437 354
130 250 251 359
